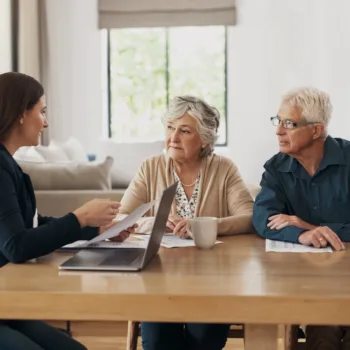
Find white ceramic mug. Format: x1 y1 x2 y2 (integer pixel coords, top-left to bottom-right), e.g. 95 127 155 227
187 217 218 249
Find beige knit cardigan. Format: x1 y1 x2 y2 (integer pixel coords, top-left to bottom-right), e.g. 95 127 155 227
119 153 253 236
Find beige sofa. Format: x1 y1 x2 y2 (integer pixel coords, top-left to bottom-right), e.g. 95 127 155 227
15 139 167 217
35 189 126 217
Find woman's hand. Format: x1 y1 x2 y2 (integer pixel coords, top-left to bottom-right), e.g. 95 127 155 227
73 199 120 227
99 221 138 242
166 214 182 232
173 218 190 239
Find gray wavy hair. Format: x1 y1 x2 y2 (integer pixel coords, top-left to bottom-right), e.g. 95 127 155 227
161 95 220 157
282 87 333 134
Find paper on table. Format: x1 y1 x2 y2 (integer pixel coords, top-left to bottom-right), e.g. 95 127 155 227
266 239 332 253
82 200 158 246
61 240 148 250
135 234 223 248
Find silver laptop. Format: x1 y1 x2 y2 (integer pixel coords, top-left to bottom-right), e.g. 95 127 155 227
59 182 177 272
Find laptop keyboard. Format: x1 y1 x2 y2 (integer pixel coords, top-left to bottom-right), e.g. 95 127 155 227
102 248 144 266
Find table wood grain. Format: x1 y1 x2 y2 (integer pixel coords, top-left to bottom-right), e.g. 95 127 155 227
0 235 349 327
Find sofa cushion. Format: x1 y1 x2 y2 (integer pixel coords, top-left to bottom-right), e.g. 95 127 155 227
35 189 125 217
50 137 88 162
35 144 70 162
98 140 164 188
18 157 114 190
13 147 46 162
34 137 87 162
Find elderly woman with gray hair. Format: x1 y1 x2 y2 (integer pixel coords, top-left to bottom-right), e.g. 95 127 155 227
118 95 254 350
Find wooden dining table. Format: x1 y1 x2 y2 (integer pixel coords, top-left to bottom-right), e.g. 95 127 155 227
1 234 350 350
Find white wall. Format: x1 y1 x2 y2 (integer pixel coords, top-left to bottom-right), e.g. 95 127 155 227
227 0 350 184
0 0 12 73
46 0 350 182
45 0 103 153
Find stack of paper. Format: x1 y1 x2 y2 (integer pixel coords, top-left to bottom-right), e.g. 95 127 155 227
266 239 333 253
79 200 158 247
135 235 222 248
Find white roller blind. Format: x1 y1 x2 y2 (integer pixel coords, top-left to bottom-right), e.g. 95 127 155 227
98 0 236 28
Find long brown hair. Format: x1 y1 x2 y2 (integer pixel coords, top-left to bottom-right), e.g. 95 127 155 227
0 72 44 142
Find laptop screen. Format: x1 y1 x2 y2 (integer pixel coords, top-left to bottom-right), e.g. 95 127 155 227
141 182 178 268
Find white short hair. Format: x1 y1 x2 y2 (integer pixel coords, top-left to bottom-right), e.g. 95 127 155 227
161 96 220 157
282 87 333 130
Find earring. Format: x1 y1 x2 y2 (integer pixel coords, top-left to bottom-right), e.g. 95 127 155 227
20 119 23 124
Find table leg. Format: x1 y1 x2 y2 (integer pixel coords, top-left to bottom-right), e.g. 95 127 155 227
245 324 279 350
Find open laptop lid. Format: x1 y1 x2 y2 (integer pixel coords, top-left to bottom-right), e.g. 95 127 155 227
141 182 178 269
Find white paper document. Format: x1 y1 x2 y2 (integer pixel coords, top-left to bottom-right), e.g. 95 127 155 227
83 200 158 246
266 239 333 253
61 240 148 250
135 234 223 248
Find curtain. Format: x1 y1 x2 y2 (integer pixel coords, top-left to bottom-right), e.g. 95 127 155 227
18 0 50 145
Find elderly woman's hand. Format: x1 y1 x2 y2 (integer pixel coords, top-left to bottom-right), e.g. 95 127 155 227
166 214 182 232
173 218 191 239
99 221 138 242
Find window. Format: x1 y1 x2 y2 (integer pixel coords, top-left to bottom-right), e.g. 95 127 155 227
107 26 227 145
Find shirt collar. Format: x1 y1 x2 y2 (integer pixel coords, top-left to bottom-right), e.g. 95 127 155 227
277 156 297 173
277 136 346 174
319 136 346 169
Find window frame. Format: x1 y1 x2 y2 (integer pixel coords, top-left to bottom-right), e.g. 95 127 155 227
106 27 228 146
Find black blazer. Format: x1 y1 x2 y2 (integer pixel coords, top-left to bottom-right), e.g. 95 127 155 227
0 144 97 267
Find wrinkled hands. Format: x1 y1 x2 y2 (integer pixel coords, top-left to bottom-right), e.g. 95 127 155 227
298 227 345 251
166 215 191 239
268 214 345 251
268 214 317 230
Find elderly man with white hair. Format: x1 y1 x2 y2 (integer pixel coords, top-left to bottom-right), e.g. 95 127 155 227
253 87 350 349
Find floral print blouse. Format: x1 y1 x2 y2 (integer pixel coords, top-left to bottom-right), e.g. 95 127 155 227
173 171 200 219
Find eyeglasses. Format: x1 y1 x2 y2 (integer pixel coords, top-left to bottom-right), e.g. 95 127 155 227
270 116 317 130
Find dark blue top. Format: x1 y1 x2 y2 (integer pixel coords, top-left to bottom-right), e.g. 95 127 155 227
0 144 97 267
253 136 350 243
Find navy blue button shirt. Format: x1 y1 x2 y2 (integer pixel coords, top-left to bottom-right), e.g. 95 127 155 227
0 144 97 267
253 136 350 243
